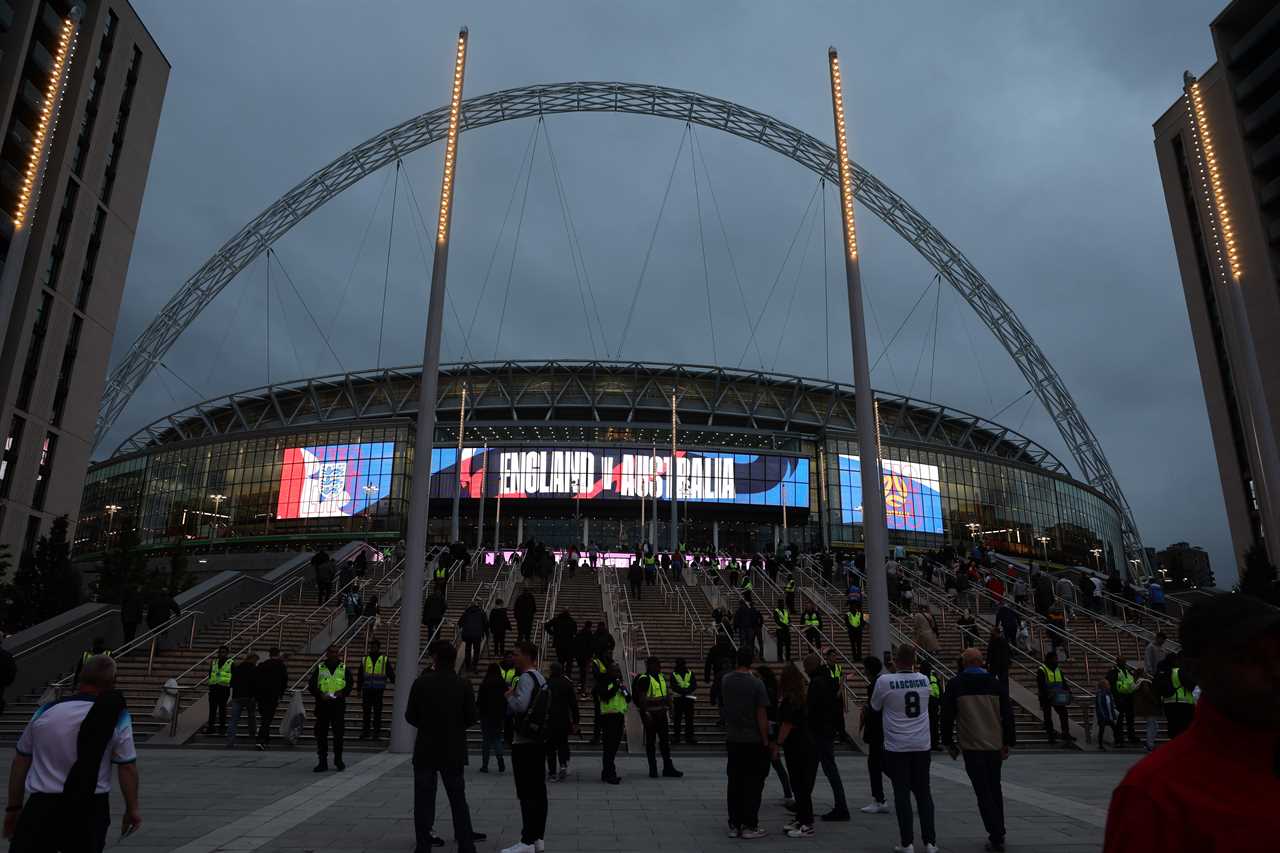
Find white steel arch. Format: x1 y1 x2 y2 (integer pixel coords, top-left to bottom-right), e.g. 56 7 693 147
95 81 1148 573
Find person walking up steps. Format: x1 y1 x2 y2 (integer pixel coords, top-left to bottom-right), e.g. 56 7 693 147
872 643 939 853
544 662 578 782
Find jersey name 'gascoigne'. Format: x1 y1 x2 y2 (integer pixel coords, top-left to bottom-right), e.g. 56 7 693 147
870 671 932 753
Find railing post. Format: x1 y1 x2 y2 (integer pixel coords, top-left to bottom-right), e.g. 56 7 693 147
188 614 198 649
169 688 180 737
146 637 157 675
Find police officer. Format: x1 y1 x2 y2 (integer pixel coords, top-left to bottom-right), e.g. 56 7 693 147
773 604 794 661
205 645 234 735
358 639 396 741
670 657 698 744
637 657 683 779
309 644 351 772
846 606 866 660
595 661 628 784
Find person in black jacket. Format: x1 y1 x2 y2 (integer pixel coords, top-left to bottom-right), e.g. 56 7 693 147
488 599 512 656
476 664 507 773
941 648 1015 852
458 604 487 672
802 654 850 820
545 610 577 677
627 560 644 599
670 657 698 744
120 590 144 642
145 591 181 631
225 653 259 747
423 591 447 642
574 621 595 692
254 647 288 750
544 662 579 781
985 628 1012 693
857 656 889 815
514 589 537 642
308 645 351 772
405 642 484 853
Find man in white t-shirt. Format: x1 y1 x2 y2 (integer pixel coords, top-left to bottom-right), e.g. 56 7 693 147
870 644 938 853
4 655 140 853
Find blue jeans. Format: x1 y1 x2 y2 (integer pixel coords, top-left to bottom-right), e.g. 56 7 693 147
226 697 256 746
481 723 505 770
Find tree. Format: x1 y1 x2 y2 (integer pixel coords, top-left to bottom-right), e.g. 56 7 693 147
167 536 193 595
0 517 82 633
1239 543 1280 605
94 527 148 605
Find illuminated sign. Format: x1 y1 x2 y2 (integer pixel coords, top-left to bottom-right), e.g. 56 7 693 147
430 447 808 508
838 454 943 534
276 442 393 519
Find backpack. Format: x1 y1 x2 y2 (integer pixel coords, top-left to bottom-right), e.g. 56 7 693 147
515 672 553 742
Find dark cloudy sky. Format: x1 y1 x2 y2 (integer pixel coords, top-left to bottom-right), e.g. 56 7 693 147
115 1 1232 580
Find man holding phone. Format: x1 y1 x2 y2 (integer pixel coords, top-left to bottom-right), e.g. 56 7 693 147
3 655 141 852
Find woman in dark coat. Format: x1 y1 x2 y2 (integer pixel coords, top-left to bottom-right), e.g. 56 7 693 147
477 663 507 773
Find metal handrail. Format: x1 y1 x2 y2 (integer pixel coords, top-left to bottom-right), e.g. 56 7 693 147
299 552 416 637
536 557 566 665
288 613 374 692
172 612 292 686
655 557 709 658
412 556 479 665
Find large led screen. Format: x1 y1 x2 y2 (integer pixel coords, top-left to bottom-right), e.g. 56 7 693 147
429 447 808 508
276 442 394 519
838 454 944 534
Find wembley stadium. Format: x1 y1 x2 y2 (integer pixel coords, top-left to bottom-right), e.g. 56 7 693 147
75 360 1125 570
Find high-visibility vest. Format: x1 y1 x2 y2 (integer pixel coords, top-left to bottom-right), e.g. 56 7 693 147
1040 665 1063 686
82 649 112 665
500 665 517 686
317 662 346 694
209 658 233 687
592 657 607 675
363 655 388 689
1114 668 1136 695
846 611 863 629
1170 668 1196 704
644 556 656 568
784 579 796 593
673 671 693 690
741 578 753 591
600 683 627 715
828 663 843 681
644 673 668 700
775 609 791 626
434 564 447 579
929 673 940 699
803 614 820 629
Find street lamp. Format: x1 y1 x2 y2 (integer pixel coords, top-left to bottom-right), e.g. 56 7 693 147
1090 547 1103 571
104 504 121 546
966 522 981 540
209 494 227 539
1036 535 1050 561
363 483 380 532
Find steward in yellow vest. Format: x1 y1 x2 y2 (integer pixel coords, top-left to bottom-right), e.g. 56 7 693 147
638 657 682 779
203 645 235 736
358 638 396 741
309 645 351 771
594 662 629 784
670 657 698 745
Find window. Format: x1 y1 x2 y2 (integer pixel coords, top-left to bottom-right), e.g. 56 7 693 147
75 207 107 309
71 10 116 176
50 315 82 426
23 515 41 557
15 293 53 411
39 179 78 290
31 432 58 510
0 415 25 499
100 46 141 204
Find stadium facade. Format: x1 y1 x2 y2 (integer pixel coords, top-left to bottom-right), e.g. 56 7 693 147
76 361 1126 571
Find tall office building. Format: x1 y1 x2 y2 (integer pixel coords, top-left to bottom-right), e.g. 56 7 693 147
1155 541 1216 590
1154 0 1280 568
0 1 167 557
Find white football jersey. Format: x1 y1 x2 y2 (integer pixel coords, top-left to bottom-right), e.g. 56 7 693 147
870 669 932 752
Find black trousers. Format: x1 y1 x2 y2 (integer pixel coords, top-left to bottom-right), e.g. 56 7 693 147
414 765 476 853
1115 695 1136 743
492 632 507 655
928 698 940 749
576 657 590 688
813 734 849 812
361 688 386 735
317 579 333 601
256 695 280 746
511 743 548 844
725 742 769 831
644 713 674 771
517 622 532 642
629 577 643 598
601 713 624 780
122 621 139 642
1041 702 1071 741
11 792 109 853
776 629 791 661
463 640 481 671
884 750 936 847
867 741 886 803
962 750 1005 845
783 743 818 826
545 730 570 773
672 697 696 742
206 685 230 731
848 628 863 661
315 699 345 759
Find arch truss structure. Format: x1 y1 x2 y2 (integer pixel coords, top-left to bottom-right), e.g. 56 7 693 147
95 81 1147 572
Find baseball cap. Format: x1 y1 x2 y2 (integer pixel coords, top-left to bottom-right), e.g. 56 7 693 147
1179 593 1280 658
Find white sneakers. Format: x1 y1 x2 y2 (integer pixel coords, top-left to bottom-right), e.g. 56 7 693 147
536 841 546 853
861 801 891 814
739 828 768 839
891 844 938 853
785 824 815 838
500 842 544 853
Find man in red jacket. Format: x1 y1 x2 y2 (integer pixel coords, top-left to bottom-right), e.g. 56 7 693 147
1103 593 1280 852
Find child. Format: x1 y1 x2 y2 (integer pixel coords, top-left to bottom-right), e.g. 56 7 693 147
1094 678 1118 751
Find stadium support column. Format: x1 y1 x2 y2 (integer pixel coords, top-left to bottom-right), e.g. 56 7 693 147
392 27 468 755
450 384 466 542
713 520 719 552
828 48 889 659
671 387 679 552
476 442 487 551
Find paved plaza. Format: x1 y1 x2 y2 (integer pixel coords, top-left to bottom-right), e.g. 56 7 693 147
45 746 1135 852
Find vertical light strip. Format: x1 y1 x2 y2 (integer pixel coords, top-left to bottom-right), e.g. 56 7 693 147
15 15 80 228
436 28 468 244
827 49 858 260
1183 77 1241 283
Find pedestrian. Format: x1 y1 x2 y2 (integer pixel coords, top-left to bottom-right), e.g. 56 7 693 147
1132 669 1160 752
940 647 1014 853
985 628 1011 692
308 644 351 772
225 653 258 748
312 550 334 602
358 639 395 741
773 603 794 661
459 603 487 672
254 647 288 750
543 662 577 782
544 609 577 677
1036 651 1073 746
477 664 507 773
145 588 181 631
734 595 757 653
801 606 823 649
1095 678 1119 751
670 656 698 744
721 648 771 839
776 662 818 838
4 655 140 852
994 600 1018 646
801 654 851 821
845 606 865 661
121 590 144 643
872 643 939 853
628 560 644 599
913 607 941 657
503 641 549 853
595 660 629 784
1107 656 1138 747
1103 593 1280 852
0 643 15 718
574 621 595 692
204 645 234 735
406 641 484 853
423 589 447 641
636 657 683 779
858 656 890 815
489 599 512 656
1156 653 1197 739
514 589 537 643
1143 631 1169 675
755 665 794 808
